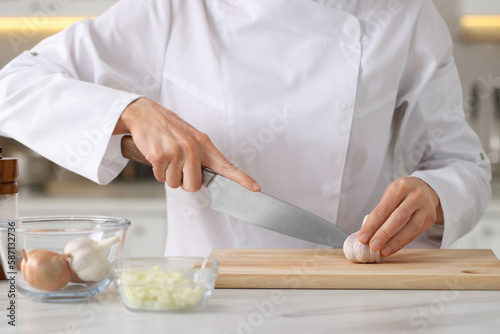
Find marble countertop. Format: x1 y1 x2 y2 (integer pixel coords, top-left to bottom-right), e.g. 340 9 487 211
1 282 499 334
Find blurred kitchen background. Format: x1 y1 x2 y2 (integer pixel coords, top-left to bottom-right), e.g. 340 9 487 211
0 0 499 257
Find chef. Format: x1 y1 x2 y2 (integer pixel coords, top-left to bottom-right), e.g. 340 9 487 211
0 0 491 257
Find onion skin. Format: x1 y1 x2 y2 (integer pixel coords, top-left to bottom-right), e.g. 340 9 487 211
21 249 72 291
69 267 86 284
343 232 382 264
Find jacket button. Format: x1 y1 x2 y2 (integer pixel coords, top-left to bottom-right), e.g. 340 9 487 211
321 183 336 198
30 51 38 56
338 102 349 111
343 23 359 40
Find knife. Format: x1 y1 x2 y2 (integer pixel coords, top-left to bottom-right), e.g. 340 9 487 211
121 136 348 247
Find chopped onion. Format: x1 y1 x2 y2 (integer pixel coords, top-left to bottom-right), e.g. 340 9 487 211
119 265 204 309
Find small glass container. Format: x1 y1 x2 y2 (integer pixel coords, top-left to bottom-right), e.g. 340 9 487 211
112 257 219 312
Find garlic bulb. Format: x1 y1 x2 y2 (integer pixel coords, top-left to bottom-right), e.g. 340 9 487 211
343 215 382 264
21 249 72 291
64 236 121 282
343 232 382 263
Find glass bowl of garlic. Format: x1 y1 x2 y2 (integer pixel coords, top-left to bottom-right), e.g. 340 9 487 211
0 216 130 302
111 257 219 312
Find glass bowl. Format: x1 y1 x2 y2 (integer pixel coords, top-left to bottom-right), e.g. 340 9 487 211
0 216 130 302
111 257 219 312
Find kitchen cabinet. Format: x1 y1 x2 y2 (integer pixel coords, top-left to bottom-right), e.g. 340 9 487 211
18 193 167 257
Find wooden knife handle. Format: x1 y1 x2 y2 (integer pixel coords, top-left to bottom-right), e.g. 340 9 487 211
121 136 151 166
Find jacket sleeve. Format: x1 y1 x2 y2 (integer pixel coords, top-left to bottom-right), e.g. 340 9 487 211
0 0 171 184
397 0 492 248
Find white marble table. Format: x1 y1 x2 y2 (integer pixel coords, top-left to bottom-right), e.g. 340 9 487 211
0 282 499 334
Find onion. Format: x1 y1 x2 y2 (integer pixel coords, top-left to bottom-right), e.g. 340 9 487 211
21 249 72 291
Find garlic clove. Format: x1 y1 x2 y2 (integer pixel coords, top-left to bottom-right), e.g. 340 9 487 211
64 236 121 282
21 249 72 291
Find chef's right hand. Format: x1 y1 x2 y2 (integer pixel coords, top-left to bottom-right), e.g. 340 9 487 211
114 97 261 192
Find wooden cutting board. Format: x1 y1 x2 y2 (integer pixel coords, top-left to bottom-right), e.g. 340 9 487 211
209 248 500 290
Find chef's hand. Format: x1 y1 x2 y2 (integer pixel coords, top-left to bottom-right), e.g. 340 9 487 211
357 177 444 257
114 97 261 192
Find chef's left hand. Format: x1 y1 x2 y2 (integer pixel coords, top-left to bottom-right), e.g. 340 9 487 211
357 177 444 257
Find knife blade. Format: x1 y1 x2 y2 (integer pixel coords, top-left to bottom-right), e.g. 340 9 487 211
121 136 348 247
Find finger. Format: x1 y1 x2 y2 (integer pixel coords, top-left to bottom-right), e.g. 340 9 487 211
133 137 168 182
369 201 414 252
358 184 406 244
151 162 168 182
136 134 174 183
181 160 202 192
166 160 183 189
380 210 426 257
214 159 261 192
202 142 260 192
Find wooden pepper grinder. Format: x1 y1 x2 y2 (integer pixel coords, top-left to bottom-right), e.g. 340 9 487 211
0 146 19 280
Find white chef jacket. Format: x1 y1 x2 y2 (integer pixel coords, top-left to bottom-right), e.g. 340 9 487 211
0 0 491 256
